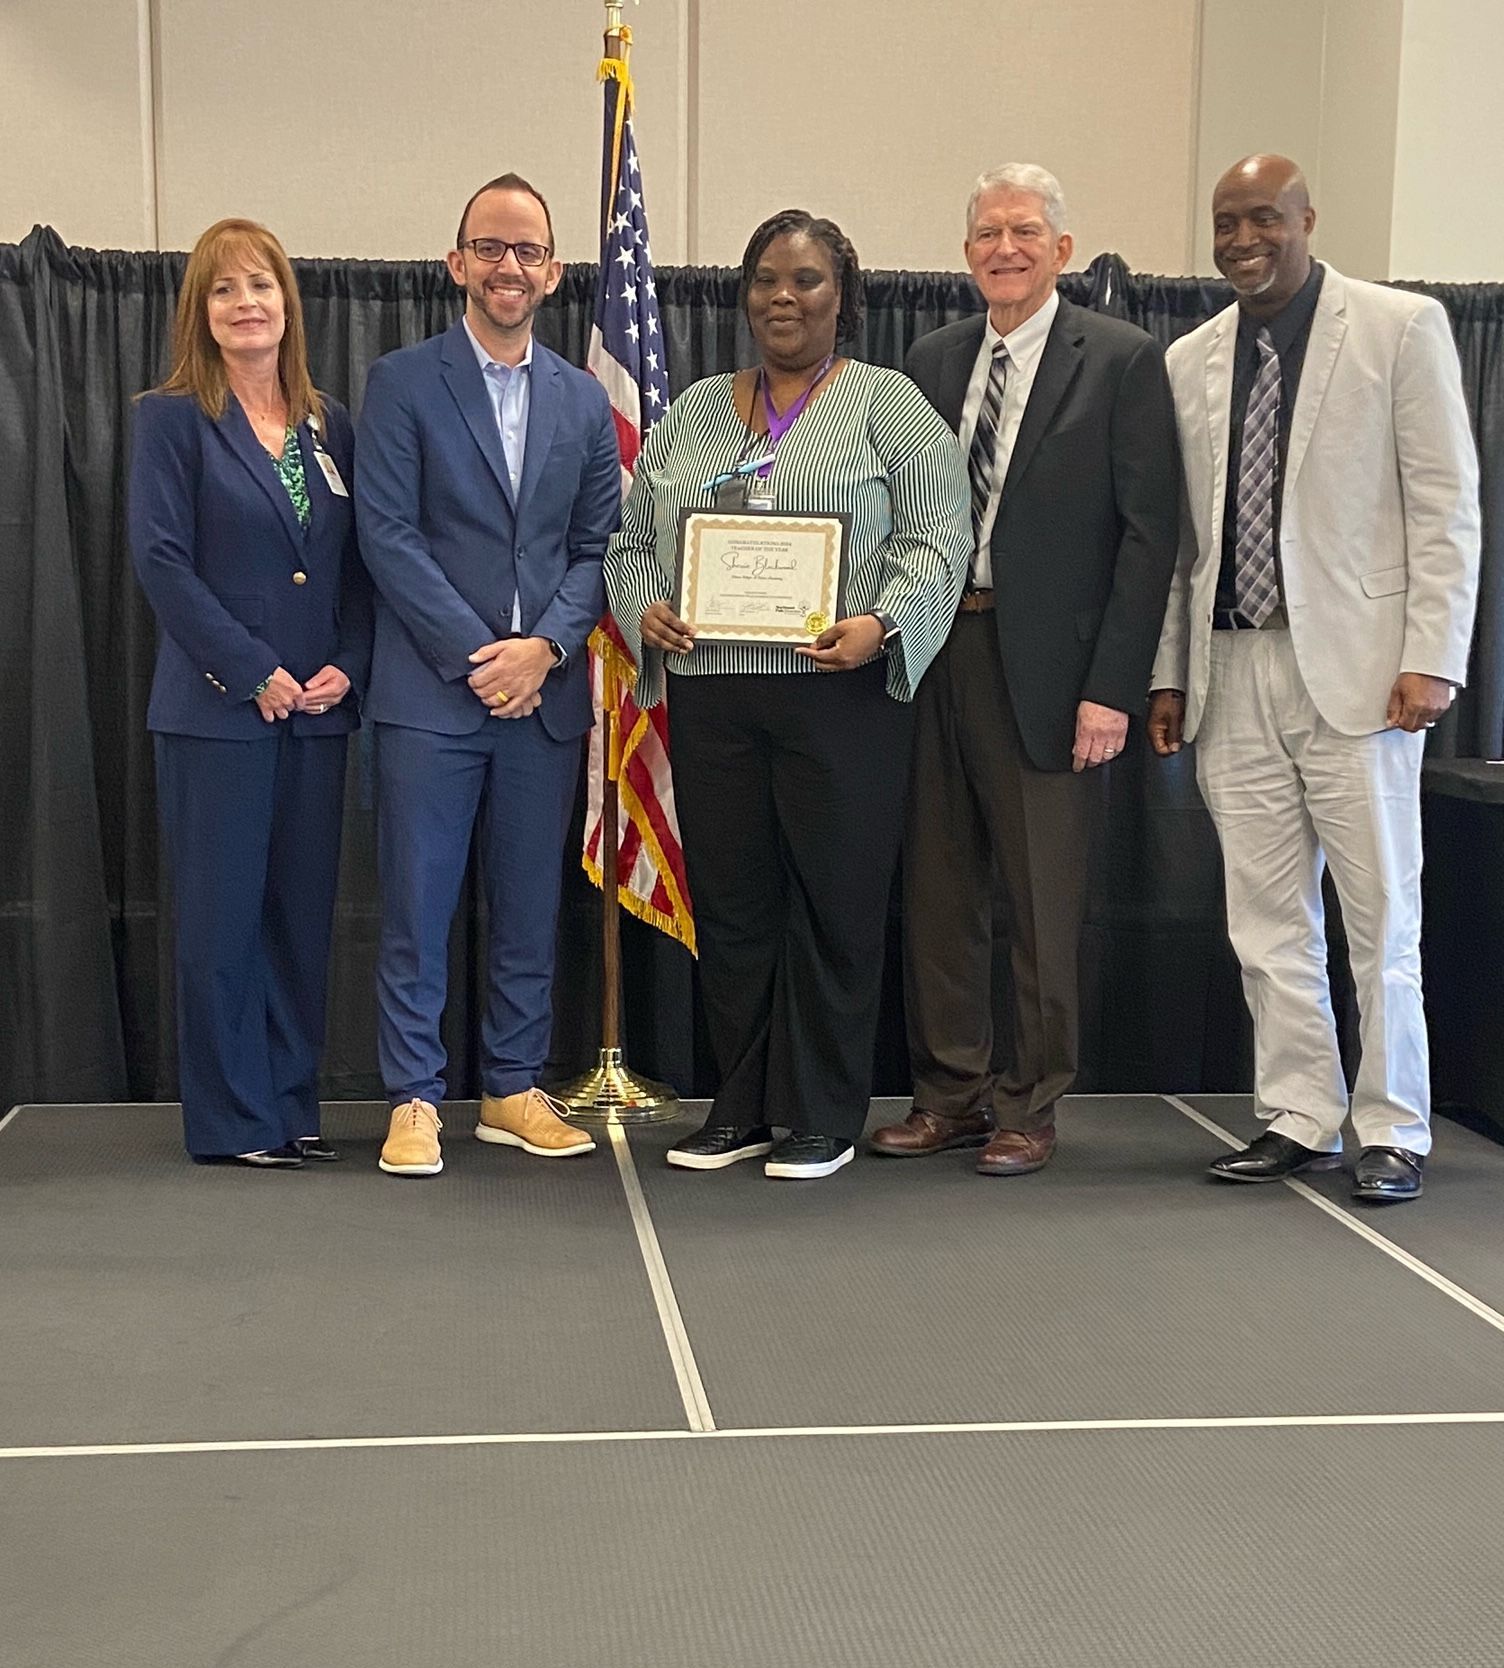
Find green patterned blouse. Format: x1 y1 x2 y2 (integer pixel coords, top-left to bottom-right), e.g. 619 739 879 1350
270 426 310 527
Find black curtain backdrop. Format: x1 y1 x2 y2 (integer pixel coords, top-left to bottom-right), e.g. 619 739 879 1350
3 224 1501 1110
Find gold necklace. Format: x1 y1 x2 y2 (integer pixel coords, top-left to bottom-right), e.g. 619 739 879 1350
234 386 287 425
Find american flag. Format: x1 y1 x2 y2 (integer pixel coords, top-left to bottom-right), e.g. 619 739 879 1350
583 36 695 954
586 65 670 478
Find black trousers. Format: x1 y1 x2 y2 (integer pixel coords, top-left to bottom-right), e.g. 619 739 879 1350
668 663 913 1140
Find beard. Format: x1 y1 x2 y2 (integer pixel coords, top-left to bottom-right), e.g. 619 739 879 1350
1221 255 1279 297
472 274 538 333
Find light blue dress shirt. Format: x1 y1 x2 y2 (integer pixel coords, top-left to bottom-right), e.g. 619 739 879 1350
463 316 541 639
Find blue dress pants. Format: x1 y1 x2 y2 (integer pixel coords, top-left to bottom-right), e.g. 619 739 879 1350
155 730 349 1157
374 717 580 1108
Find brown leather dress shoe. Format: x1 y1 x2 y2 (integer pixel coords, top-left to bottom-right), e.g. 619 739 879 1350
976 1125 1056 1176
869 1107 995 1157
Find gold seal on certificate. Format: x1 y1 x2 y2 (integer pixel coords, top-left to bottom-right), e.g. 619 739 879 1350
675 509 849 644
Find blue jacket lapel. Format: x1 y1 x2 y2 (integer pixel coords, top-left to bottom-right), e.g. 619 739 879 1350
514 347 560 525
439 321 516 512
218 396 306 554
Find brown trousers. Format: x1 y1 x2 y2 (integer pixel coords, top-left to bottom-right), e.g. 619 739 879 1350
903 613 1099 1133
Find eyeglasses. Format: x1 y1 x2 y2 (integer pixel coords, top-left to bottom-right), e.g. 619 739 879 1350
459 238 553 267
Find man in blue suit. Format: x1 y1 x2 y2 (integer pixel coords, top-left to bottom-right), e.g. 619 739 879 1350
356 173 621 1177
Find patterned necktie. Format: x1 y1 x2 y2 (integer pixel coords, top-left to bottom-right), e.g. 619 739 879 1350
968 342 1010 550
1233 328 1281 626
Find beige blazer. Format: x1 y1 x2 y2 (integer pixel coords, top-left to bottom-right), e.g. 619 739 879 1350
1152 263 1481 738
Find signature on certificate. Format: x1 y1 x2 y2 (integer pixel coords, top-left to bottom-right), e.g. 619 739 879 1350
720 550 798 579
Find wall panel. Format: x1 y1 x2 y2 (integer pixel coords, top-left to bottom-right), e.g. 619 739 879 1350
693 0 1202 273
0 0 152 249
153 0 689 262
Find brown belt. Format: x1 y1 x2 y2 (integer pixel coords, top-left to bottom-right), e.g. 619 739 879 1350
958 589 995 614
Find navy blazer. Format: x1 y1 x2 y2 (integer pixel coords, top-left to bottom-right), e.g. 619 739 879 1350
128 391 373 740
354 321 620 742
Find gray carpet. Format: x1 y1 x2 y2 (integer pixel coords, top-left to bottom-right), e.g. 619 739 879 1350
4 1425 1503 1667
5 1094 1504 1668
0 1103 686 1446
1181 1093 1504 1312
631 1096 1504 1429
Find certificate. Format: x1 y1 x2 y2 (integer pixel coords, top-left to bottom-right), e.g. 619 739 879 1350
675 509 849 644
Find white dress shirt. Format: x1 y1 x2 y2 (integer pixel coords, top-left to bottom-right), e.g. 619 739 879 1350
958 288 1060 588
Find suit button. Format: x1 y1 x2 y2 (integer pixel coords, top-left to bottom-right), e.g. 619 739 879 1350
292 571 308 585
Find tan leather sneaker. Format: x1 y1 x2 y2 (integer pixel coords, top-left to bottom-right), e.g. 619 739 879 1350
476 1088 595 1158
379 1099 443 1176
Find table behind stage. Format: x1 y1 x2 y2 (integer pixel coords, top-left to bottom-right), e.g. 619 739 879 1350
1423 759 1504 1140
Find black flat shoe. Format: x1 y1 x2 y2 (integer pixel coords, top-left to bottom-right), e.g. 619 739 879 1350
231 1143 305 1168
764 1133 855 1179
295 1136 341 1162
1353 1146 1424 1202
666 1122 776 1170
1208 1131 1342 1183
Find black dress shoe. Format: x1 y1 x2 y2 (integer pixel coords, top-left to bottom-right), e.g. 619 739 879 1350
666 1122 776 1170
1208 1131 1342 1183
295 1136 342 1162
1353 1146 1424 1202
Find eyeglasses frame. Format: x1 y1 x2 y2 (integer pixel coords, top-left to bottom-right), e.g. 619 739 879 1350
457 237 555 268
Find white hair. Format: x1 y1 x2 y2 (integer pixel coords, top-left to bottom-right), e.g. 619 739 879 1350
966 164 1068 236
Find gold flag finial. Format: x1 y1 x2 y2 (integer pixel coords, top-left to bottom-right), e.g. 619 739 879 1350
604 0 638 42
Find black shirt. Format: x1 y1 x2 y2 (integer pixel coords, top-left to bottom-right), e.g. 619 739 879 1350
1216 260 1326 615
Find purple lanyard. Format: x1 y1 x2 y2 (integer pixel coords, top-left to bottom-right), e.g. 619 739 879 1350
754 353 834 478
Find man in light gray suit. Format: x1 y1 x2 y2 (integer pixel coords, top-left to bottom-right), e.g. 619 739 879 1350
1149 154 1480 1203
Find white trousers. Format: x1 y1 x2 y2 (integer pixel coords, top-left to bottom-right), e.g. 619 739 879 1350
1195 630 1429 1154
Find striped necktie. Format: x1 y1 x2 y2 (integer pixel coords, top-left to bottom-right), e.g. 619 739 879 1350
967 342 1010 550
1233 328 1281 626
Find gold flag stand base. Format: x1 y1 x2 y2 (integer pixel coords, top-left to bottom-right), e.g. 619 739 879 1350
553 1048 681 1125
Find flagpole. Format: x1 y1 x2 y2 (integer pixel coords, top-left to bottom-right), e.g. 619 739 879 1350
556 0 679 1125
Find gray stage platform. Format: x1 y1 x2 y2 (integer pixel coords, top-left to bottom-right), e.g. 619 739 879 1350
3 1095 1503 1667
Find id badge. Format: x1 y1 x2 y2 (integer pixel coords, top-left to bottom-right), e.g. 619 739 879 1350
315 450 349 497
741 474 774 513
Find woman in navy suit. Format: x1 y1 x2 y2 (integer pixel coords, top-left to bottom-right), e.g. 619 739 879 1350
129 218 371 1166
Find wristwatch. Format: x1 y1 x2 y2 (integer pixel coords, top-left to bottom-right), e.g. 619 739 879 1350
545 639 567 667
871 612 899 645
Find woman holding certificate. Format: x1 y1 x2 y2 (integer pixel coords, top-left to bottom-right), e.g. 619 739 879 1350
605 209 970 1180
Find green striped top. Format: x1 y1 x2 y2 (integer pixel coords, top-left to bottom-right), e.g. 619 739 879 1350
605 360 971 707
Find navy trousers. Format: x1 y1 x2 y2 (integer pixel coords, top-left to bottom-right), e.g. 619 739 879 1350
155 731 349 1157
374 717 580 1107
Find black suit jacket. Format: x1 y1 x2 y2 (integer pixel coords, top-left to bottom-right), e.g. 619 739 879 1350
905 299 1180 770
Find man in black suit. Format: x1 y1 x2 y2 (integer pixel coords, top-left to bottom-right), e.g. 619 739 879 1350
871 164 1180 1175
